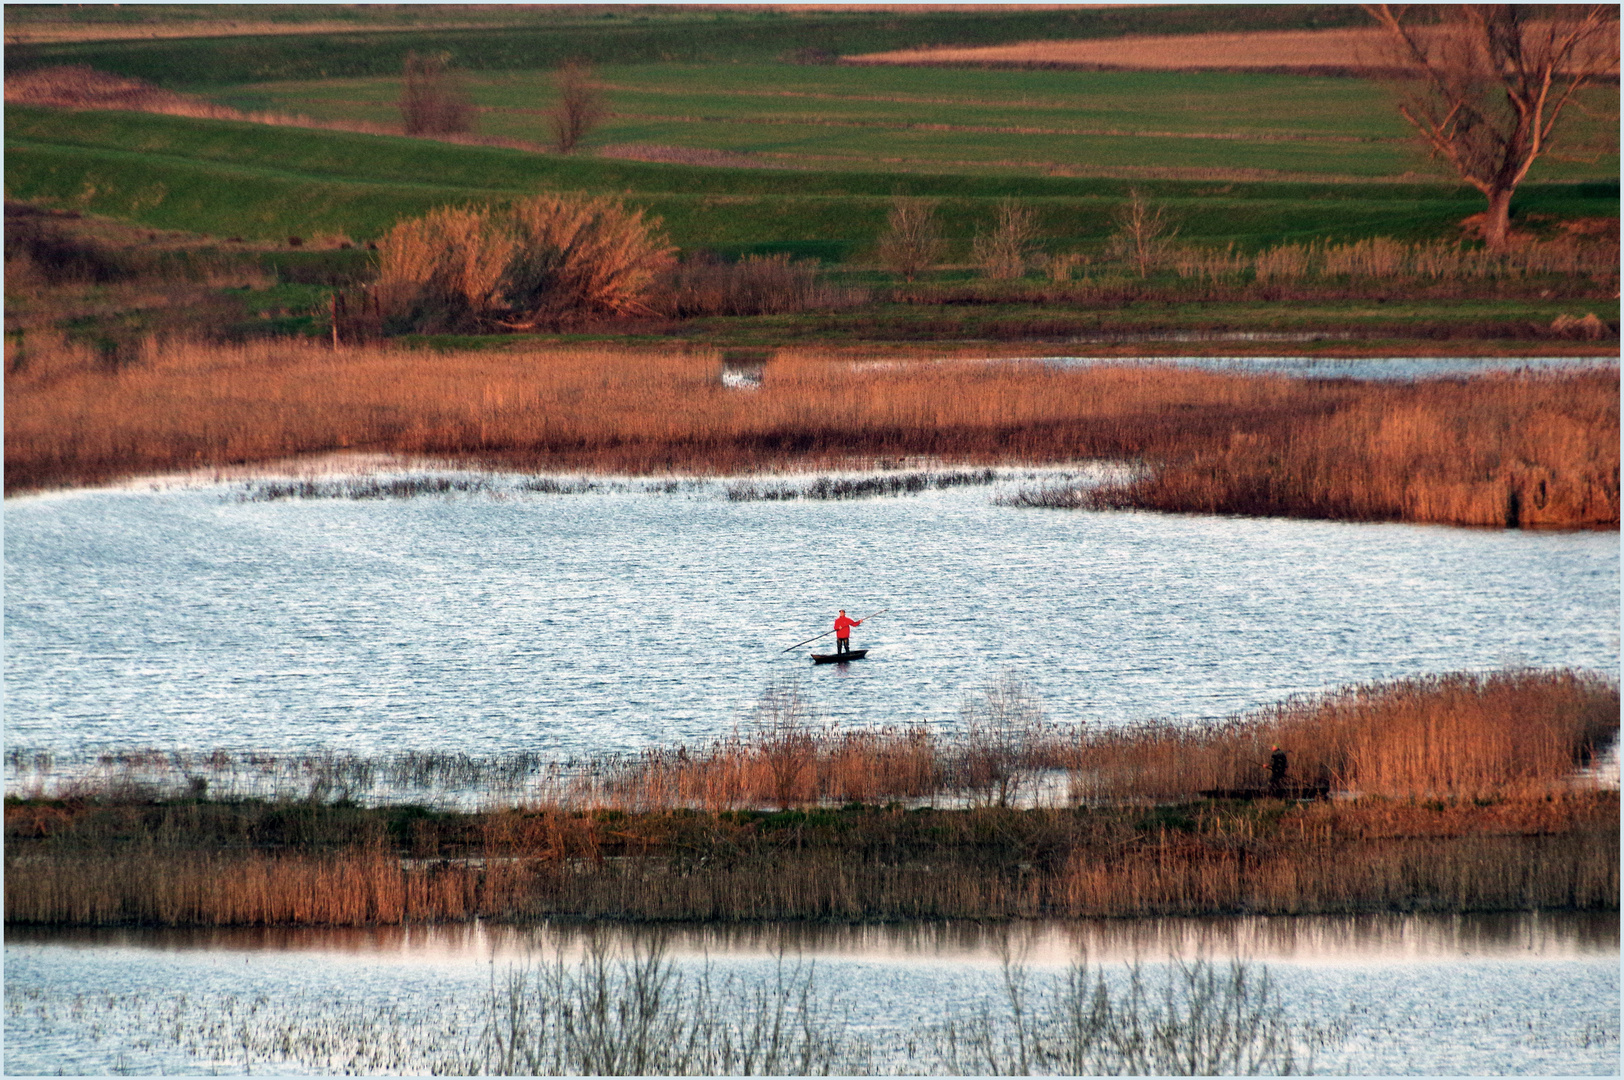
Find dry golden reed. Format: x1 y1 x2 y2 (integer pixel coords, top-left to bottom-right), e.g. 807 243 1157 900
6 336 1617 532
6 796 1614 925
6 670 1614 925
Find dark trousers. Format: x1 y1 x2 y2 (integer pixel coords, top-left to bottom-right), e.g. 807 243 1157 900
836 637 851 654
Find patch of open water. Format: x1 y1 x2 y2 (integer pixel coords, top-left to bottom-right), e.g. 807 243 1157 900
5 467 1617 775
4 913 1617 1075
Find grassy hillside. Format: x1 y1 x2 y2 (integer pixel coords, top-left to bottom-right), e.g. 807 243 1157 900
220 64 1619 184
10 107 1612 258
4 5 1369 85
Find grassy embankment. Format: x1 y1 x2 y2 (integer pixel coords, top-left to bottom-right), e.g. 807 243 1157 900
4 105 1615 350
6 334 1617 527
5 670 1617 926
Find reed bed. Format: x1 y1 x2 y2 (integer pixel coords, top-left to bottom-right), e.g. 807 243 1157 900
6 336 1617 530
5 793 1614 926
1174 236 1620 287
6 671 1616 926
9 670 1615 810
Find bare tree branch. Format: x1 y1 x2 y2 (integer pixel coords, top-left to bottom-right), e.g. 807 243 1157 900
1362 4 1618 249
550 60 608 155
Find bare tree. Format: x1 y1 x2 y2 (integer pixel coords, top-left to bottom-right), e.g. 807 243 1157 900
876 198 946 282
1107 188 1178 278
398 50 476 136
1363 5 1617 250
971 199 1038 281
550 60 608 154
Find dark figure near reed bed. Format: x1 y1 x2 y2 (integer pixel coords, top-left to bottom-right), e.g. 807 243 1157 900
833 610 863 655
1268 746 1288 794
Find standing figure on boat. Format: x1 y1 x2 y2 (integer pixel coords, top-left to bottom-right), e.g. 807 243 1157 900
1268 745 1288 795
833 610 863 655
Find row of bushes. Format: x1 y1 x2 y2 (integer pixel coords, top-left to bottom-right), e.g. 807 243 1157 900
363 191 1619 333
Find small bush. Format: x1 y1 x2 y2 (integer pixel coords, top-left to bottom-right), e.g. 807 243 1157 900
1108 188 1179 278
548 60 608 154
4 206 133 285
972 199 1038 281
876 198 946 282
373 193 675 332
662 253 865 316
398 51 476 137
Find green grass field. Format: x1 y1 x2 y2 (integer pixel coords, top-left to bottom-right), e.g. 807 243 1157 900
218 64 1618 184
4 7 1616 356
8 106 1614 261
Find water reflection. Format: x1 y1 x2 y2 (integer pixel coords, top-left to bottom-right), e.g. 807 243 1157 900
6 475 1615 765
7 914 1616 1076
1037 354 1616 381
10 910 1615 968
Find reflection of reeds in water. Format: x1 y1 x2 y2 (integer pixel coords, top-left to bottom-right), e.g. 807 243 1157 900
725 468 997 501
7 335 1615 529
5 671 1616 926
8 939 1331 1075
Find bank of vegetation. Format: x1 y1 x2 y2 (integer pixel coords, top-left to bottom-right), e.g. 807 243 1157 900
6 330 1616 528
6 669 1616 927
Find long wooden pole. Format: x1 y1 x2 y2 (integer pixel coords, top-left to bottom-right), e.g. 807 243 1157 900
780 609 887 653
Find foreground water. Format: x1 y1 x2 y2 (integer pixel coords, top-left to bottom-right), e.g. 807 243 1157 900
5 913 1617 1075
6 468 1618 776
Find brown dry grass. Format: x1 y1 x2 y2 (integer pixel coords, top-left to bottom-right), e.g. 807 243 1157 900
1068 670 1619 804
6 335 1617 530
566 670 1620 810
849 24 1619 75
6 793 1614 926
3 65 554 155
6 668 1615 925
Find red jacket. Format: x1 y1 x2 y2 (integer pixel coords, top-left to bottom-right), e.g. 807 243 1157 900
834 614 862 639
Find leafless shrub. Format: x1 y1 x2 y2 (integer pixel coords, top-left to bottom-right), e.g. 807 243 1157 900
486 941 866 1075
662 253 865 316
929 955 1336 1075
876 198 947 282
972 199 1039 280
398 50 476 136
955 673 1052 808
1108 189 1180 278
549 60 608 154
373 194 675 331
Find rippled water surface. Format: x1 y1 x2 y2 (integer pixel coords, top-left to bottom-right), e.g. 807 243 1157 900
5 914 1617 1075
5 470 1617 766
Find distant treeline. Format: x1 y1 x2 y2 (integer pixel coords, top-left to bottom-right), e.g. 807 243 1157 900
4 6 1370 87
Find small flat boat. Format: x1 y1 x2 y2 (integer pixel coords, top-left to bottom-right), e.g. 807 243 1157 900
810 649 868 664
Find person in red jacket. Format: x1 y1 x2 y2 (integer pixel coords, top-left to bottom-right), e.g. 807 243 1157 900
833 610 862 654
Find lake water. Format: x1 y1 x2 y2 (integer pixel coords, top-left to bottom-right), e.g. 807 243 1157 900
5 913 1617 1074
5 467 1618 781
